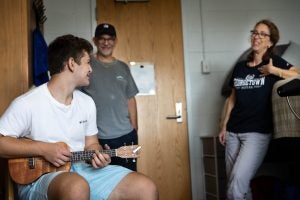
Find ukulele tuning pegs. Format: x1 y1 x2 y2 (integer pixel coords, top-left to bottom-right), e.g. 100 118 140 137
133 158 136 163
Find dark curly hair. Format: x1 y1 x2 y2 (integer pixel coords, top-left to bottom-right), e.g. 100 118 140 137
48 34 93 76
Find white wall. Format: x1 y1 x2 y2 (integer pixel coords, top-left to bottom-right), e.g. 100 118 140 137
43 0 96 46
44 0 300 199
181 0 300 199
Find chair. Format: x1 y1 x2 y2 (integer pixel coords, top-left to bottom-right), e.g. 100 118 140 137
272 77 300 139
0 158 15 200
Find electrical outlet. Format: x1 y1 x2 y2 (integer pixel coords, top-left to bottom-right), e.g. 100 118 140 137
201 60 210 74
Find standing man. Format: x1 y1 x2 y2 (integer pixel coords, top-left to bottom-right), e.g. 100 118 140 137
82 23 139 171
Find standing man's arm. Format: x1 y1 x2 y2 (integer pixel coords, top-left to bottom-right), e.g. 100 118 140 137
128 97 138 131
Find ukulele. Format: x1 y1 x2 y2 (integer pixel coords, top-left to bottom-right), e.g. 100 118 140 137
8 144 141 185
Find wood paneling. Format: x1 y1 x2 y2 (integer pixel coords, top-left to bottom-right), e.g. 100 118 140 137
97 1 191 199
0 0 31 114
0 1 32 199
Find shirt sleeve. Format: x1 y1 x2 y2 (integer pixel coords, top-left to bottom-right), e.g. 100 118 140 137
273 54 293 70
85 96 98 137
0 97 31 138
229 61 244 88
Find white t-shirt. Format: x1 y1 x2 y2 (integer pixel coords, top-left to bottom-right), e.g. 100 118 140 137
0 83 98 152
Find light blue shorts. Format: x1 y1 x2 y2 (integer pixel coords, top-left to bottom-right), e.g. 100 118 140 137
17 163 132 200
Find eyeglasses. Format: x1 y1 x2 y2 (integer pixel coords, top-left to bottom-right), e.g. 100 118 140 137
250 30 270 39
98 36 115 43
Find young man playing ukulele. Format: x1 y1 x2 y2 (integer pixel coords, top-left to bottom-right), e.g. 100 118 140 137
0 34 158 200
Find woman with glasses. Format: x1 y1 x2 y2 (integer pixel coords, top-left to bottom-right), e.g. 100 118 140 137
218 19 299 200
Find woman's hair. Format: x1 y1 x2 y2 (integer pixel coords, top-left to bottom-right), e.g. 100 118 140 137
48 34 93 76
247 19 280 63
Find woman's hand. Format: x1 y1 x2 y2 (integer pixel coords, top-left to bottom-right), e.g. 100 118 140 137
258 58 274 76
218 129 226 146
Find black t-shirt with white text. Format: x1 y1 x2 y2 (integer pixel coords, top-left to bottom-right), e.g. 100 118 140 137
227 55 293 134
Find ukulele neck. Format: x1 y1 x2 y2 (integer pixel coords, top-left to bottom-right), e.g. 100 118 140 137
70 149 117 162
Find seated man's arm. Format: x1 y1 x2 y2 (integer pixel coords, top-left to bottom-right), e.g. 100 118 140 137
0 134 71 167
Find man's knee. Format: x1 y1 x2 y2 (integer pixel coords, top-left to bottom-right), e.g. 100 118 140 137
48 172 90 200
137 174 158 199
110 172 159 200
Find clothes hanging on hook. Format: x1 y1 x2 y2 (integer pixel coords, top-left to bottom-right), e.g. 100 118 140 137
32 27 49 86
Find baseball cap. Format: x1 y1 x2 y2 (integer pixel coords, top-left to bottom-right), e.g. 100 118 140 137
94 23 117 38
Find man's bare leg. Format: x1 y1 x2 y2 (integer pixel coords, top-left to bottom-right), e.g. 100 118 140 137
47 172 90 200
109 172 159 200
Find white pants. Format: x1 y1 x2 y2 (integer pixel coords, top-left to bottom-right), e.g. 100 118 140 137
225 132 271 200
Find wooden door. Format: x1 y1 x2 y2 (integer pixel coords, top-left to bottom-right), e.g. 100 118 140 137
0 0 32 199
97 1 191 199
0 0 32 114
